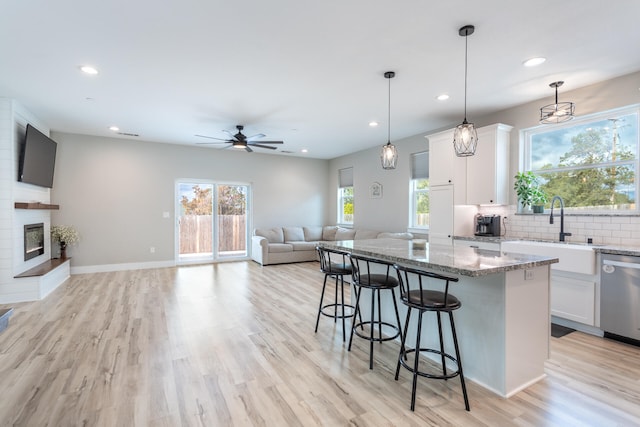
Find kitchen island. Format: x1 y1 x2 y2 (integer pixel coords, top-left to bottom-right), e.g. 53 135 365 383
320 238 558 397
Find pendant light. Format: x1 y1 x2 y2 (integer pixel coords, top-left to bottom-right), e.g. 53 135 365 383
380 71 398 170
453 25 478 157
540 81 575 124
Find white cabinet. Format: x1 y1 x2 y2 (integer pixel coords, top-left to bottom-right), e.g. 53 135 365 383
426 129 467 205
466 123 513 205
428 184 454 245
550 271 596 325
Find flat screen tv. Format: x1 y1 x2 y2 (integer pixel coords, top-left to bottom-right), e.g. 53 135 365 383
18 124 57 188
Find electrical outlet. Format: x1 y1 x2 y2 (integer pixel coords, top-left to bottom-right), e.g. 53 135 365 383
150 247 156 253
524 269 534 280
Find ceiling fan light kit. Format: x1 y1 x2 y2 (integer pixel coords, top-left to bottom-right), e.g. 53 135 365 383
453 24 479 157
381 71 398 170
195 125 283 152
540 81 575 124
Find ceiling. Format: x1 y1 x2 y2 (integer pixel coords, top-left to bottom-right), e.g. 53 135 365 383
2 0 640 159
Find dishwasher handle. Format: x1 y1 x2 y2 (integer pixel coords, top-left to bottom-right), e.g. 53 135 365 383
602 259 640 272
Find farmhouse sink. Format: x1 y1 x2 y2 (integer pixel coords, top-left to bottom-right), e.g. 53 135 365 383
501 240 597 275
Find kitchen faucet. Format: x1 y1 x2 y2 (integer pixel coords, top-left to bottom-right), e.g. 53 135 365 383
549 196 572 242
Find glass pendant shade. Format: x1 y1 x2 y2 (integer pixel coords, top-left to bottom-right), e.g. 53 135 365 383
381 142 398 169
540 81 575 124
380 71 398 169
453 120 478 157
453 25 478 157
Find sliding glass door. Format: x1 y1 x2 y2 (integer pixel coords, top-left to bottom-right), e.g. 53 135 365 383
177 181 250 263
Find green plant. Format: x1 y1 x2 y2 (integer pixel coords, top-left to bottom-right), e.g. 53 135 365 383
514 171 548 209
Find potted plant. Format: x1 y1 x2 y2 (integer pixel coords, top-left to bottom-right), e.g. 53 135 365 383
514 171 547 213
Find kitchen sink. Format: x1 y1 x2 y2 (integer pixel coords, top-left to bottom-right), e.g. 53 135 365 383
501 240 597 275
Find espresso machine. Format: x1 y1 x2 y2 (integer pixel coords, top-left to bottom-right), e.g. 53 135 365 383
475 214 501 237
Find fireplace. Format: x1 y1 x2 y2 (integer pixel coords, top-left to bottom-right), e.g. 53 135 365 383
24 223 44 261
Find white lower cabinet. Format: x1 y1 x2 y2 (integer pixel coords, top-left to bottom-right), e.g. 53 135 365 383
550 271 596 326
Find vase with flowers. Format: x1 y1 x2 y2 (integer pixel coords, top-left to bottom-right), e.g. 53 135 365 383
51 225 79 258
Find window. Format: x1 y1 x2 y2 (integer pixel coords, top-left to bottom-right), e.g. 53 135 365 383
338 167 353 225
523 105 639 213
410 152 429 228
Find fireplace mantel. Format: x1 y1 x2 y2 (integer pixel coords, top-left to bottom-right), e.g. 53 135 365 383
14 202 59 210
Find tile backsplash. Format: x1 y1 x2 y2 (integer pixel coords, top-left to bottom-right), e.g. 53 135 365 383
477 206 640 246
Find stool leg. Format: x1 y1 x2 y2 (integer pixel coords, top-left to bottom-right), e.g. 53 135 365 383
333 275 339 323
315 275 329 333
390 289 405 359
411 310 424 411
449 312 470 411
437 311 447 378
340 275 346 341
369 288 376 369
377 289 383 343
348 285 363 351
352 285 364 330
395 307 412 380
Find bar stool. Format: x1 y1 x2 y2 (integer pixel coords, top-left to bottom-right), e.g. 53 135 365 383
393 264 470 412
348 254 403 370
315 246 359 341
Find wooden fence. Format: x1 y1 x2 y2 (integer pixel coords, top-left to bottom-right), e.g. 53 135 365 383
179 215 246 254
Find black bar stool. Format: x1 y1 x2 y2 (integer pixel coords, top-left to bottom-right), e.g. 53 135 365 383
393 264 470 412
348 254 403 370
315 246 359 341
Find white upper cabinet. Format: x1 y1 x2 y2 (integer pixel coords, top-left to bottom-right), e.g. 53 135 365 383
426 129 467 205
466 123 512 205
427 123 511 206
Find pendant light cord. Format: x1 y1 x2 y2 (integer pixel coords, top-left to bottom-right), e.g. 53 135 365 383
388 75 391 143
463 30 468 122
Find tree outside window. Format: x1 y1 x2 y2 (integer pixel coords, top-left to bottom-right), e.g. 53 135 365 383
525 107 638 212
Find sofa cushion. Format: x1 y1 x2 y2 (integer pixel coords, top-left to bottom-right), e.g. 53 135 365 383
268 243 294 253
283 226 305 242
335 227 356 240
290 241 318 251
322 226 338 241
255 227 284 243
355 229 380 240
303 226 323 242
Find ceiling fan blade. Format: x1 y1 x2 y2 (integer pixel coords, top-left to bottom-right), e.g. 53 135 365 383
245 146 253 152
196 141 229 145
222 129 236 138
194 134 230 141
251 140 283 144
245 133 266 140
248 143 278 150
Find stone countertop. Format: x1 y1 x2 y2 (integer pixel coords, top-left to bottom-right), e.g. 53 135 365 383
454 235 640 257
320 238 558 278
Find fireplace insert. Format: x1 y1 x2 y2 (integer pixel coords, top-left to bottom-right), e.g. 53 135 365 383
24 223 44 261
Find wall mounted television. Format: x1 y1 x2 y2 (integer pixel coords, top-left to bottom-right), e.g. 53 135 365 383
18 124 57 188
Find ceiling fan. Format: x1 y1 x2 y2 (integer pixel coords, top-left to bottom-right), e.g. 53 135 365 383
195 125 283 152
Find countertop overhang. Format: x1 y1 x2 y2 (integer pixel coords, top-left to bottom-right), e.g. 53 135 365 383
320 238 558 277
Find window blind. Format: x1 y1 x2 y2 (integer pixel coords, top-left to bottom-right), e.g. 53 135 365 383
338 167 353 188
411 151 429 180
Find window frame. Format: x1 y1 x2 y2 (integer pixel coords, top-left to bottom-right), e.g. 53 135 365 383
337 167 354 226
409 151 429 229
522 104 640 214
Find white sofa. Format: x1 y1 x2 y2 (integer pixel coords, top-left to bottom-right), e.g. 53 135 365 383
251 225 413 266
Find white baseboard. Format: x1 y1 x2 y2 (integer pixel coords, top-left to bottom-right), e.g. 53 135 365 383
71 260 176 274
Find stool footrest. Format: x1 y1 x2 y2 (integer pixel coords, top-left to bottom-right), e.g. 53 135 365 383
398 347 461 380
352 321 400 342
320 303 356 319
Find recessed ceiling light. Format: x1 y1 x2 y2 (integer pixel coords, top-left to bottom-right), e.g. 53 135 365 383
109 126 119 131
436 94 450 101
301 149 308 153
80 65 99 75
369 121 379 127
523 57 546 67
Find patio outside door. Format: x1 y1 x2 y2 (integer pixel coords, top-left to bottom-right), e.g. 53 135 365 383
177 182 249 263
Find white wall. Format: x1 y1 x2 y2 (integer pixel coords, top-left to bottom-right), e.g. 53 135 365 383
50 132 329 268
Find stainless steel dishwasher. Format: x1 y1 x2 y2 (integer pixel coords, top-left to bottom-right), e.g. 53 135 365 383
601 253 640 345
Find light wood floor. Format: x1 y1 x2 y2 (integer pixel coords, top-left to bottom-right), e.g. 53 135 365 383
1 261 639 426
